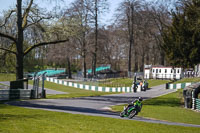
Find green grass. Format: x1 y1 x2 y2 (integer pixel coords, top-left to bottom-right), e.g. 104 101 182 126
98 78 133 87
147 79 170 88
0 73 16 81
76 78 170 87
29 81 118 99
28 79 170 99
0 103 199 133
112 89 200 125
75 78 131 87
174 77 200 83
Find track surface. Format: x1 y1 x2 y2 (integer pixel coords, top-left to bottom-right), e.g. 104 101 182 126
6 84 200 128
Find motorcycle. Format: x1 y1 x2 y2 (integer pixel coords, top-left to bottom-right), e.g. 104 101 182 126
120 103 139 119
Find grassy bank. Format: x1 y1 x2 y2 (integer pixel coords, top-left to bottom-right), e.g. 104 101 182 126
174 77 200 83
147 79 170 88
74 78 170 88
0 103 199 133
28 78 170 99
29 81 118 99
112 89 200 125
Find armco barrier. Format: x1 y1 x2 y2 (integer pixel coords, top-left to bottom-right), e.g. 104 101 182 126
46 77 140 93
0 89 31 100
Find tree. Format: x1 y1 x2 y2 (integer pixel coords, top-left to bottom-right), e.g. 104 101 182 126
162 0 200 68
0 0 69 81
90 0 108 77
147 1 172 66
65 0 92 78
115 0 141 74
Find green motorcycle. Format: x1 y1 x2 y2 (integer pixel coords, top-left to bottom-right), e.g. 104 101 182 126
120 100 142 119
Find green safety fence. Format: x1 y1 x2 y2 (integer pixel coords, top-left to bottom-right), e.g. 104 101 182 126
46 77 143 93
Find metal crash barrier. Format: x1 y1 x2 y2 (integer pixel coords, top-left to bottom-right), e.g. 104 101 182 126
32 72 46 99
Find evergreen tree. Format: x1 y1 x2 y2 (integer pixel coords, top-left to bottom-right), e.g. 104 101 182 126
162 0 200 68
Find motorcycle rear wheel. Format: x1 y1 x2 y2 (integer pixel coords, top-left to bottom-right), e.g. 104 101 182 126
128 110 137 119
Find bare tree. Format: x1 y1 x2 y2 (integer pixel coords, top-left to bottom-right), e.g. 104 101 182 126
115 0 141 74
90 0 108 77
0 0 69 81
64 0 92 78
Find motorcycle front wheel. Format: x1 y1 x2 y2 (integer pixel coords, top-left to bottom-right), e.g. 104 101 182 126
128 110 137 119
120 111 125 117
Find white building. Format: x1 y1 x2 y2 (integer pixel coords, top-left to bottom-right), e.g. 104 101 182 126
144 65 183 80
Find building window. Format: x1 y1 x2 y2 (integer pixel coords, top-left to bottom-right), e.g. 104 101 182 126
159 69 161 73
177 69 179 73
165 69 167 73
171 69 173 73
156 69 158 73
153 69 154 73
174 69 176 73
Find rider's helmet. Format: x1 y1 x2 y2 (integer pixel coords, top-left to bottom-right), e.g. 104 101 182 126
138 97 143 102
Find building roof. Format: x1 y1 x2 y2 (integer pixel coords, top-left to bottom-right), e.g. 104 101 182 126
152 66 181 69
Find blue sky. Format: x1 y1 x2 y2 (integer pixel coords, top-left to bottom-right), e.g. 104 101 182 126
0 0 123 25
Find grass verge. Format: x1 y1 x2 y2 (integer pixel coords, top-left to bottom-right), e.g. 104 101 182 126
29 81 118 99
147 79 170 88
70 78 170 88
174 77 200 83
29 79 170 99
112 89 200 125
0 103 199 133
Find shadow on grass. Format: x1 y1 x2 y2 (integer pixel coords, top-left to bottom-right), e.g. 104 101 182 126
143 97 181 107
76 96 151 103
7 101 120 117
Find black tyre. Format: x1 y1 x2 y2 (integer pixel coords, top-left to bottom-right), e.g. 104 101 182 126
120 111 125 117
128 110 137 119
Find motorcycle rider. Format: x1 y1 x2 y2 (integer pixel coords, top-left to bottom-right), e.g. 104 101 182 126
125 97 143 114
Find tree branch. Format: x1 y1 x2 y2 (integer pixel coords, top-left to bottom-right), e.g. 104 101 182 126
0 10 16 27
24 39 69 56
22 0 33 29
25 16 52 29
0 47 17 55
0 32 17 43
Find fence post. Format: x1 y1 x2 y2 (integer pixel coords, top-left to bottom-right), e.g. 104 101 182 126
42 72 47 98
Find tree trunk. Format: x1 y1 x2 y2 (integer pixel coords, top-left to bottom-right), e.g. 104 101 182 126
128 38 133 72
134 49 138 72
16 0 24 80
146 49 150 65
160 51 165 66
82 28 87 78
83 48 87 78
140 51 145 72
67 57 72 79
16 53 24 80
128 2 134 74
92 0 98 77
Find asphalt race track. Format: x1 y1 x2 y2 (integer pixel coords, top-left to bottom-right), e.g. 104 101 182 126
6 84 200 128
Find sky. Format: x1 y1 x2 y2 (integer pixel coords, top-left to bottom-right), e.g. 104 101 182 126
0 0 124 25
